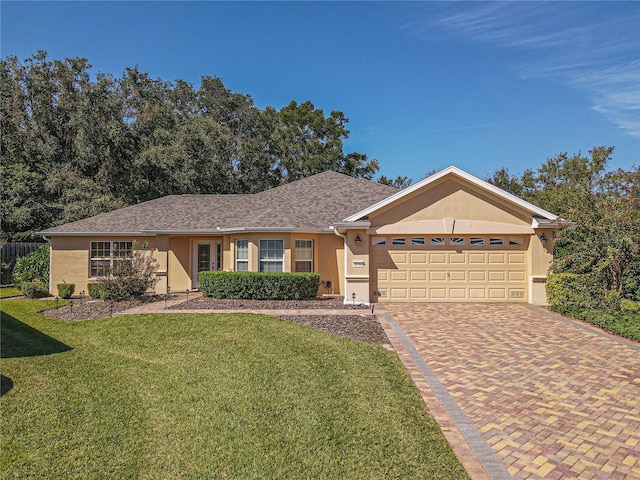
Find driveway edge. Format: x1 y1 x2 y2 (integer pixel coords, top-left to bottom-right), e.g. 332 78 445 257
377 305 512 480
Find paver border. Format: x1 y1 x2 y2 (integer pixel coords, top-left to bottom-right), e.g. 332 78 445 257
377 305 512 480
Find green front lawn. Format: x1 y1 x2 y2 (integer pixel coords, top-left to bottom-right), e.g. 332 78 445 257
0 286 22 299
1 300 467 479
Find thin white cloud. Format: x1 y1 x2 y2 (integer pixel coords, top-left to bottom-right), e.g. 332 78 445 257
406 2 640 137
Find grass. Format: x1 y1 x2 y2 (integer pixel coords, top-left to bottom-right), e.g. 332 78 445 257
1 300 467 479
572 308 640 342
0 286 22 299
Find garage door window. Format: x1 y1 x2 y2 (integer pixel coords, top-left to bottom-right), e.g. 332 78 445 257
430 237 445 245
470 237 484 246
372 237 387 246
411 237 426 246
489 237 504 245
509 237 523 246
450 237 465 245
391 237 406 246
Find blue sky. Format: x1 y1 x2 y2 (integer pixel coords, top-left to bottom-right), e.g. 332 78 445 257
2 1 639 182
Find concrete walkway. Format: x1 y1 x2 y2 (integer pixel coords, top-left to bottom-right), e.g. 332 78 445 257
379 303 640 480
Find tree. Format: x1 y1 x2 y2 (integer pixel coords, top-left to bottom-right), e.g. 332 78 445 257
489 147 639 299
378 175 412 189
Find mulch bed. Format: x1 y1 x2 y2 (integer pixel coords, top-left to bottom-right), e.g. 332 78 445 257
40 295 391 347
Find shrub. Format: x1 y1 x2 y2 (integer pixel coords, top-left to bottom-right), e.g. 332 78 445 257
97 244 159 300
621 299 640 313
21 281 50 298
546 273 604 315
13 245 49 288
199 271 320 300
87 282 104 298
57 283 75 299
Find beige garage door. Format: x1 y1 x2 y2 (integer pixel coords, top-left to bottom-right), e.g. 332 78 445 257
372 240 528 302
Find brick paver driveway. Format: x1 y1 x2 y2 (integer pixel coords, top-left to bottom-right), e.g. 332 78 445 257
379 303 640 480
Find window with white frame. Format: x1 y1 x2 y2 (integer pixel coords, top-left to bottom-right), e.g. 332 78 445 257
295 240 313 272
90 241 133 277
259 239 284 272
236 239 248 271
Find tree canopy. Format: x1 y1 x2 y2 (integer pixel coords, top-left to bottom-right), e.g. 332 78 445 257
1 52 379 240
488 147 639 300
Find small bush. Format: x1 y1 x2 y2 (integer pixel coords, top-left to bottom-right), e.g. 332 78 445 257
199 271 320 300
97 245 159 300
21 281 50 298
87 282 104 298
57 283 75 299
546 273 604 315
13 245 49 288
621 299 640 313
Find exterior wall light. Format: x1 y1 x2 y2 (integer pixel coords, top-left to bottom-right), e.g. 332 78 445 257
540 233 547 245
355 234 362 244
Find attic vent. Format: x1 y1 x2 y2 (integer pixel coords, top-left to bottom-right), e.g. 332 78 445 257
510 290 525 298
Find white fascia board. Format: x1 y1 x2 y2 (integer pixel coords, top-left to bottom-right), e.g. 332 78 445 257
332 221 371 230
344 165 558 222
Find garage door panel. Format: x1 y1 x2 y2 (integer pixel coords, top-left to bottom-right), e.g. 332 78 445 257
469 271 486 281
430 288 447 299
488 253 506 264
449 288 467 299
449 270 466 281
469 253 486 264
488 270 506 282
430 271 447 281
390 270 407 281
391 253 408 264
449 253 466 264
410 270 427 281
508 271 525 281
375 246 528 303
430 253 446 264
410 288 427 299
509 253 526 263
390 288 408 299
410 253 427 264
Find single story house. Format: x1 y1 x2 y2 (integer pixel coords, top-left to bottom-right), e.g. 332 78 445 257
38 165 560 304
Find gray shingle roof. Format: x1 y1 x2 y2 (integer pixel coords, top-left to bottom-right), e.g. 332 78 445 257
39 171 398 234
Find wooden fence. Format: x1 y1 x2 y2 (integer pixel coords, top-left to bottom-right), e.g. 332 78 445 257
1 242 46 285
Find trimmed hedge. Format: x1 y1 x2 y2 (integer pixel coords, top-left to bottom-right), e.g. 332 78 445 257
21 281 50 299
546 273 604 315
57 283 75 299
87 282 104 298
199 271 320 300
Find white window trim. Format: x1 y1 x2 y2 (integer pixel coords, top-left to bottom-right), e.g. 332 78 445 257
235 239 249 272
294 239 314 272
259 239 284 272
90 240 133 277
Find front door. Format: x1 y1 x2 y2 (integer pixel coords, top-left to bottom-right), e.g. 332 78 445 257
192 240 222 289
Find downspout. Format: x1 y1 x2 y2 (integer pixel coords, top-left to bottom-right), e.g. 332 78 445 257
42 235 52 294
333 227 349 304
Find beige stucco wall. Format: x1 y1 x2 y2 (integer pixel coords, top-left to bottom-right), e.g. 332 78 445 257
48 236 157 296
370 178 531 227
